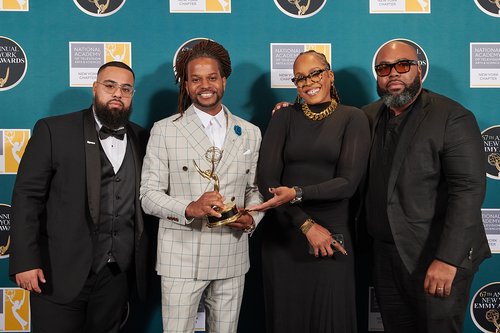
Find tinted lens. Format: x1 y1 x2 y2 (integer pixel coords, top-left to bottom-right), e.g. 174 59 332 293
394 61 411 73
375 64 390 76
375 60 416 77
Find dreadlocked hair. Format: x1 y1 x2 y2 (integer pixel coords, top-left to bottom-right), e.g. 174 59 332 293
174 40 232 117
294 50 340 104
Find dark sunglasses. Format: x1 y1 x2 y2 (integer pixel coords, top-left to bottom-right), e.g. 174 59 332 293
374 60 418 77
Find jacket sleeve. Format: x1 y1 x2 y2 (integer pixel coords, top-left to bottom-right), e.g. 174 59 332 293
139 121 194 225
435 108 487 268
242 124 264 226
9 119 53 276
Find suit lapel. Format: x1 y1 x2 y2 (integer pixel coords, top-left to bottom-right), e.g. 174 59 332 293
174 105 243 180
173 105 213 162
217 106 242 174
387 91 430 199
83 108 101 225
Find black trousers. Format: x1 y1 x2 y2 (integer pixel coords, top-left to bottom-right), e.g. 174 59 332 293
373 241 473 333
30 263 129 333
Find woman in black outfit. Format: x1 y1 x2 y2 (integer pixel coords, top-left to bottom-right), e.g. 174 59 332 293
251 50 370 333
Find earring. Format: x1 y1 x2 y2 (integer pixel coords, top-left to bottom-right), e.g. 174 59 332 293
295 94 302 104
330 83 340 103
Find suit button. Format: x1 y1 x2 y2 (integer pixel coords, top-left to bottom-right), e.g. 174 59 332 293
116 195 121 200
246 169 250 174
115 177 121 182
183 166 188 171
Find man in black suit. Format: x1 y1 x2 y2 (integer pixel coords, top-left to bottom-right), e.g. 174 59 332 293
363 41 490 333
9 61 153 333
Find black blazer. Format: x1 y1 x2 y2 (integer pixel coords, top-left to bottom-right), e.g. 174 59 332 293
9 108 154 303
362 89 490 274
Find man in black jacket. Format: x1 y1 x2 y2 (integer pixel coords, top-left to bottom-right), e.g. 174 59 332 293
9 61 154 333
363 40 490 333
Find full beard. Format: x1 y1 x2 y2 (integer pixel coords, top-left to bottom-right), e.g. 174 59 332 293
94 98 132 129
377 75 421 109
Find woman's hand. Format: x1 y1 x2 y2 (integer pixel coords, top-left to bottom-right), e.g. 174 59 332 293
305 224 347 257
247 186 295 212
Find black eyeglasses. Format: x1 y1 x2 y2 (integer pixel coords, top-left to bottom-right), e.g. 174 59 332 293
374 60 418 77
291 68 329 88
96 80 135 97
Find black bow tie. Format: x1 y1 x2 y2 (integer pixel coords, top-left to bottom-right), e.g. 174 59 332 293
99 126 126 140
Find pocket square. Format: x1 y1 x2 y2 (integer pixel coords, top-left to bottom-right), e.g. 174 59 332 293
243 149 251 155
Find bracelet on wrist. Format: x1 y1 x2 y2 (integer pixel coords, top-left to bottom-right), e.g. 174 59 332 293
300 218 315 235
244 221 256 234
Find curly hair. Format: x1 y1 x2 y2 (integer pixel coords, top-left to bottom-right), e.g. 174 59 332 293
174 40 232 116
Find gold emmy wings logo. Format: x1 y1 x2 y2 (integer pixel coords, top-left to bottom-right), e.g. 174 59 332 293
486 309 500 333
0 0 28 11
0 289 30 332
1 130 30 174
0 67 9 87
274 0 327 18
0 237 10 256
0 36 28 91
73 0 126 17
105 43 132 67
90 0 110 14
474 0 500 17
288 0 311 15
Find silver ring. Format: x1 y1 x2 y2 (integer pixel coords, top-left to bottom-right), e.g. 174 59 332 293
437 287 443 291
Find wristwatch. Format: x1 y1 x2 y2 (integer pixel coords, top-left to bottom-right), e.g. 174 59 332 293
290 186 303 204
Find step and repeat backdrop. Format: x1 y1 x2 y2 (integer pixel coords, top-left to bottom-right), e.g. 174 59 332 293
1 1 499 332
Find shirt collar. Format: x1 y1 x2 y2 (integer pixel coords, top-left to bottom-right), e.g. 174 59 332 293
193 105 225 129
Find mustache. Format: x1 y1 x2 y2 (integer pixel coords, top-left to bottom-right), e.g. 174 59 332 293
386 79 406 88
197 89 216 94
107 99 124 107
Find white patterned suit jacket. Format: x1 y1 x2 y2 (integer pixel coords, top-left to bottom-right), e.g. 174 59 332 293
140 105 263 280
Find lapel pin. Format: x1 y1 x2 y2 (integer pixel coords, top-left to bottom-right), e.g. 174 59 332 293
234 125 241 136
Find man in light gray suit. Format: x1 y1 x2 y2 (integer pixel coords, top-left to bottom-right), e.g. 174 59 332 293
140 40 263 333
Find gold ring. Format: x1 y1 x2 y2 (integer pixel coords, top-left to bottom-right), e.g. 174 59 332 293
332 240 337 245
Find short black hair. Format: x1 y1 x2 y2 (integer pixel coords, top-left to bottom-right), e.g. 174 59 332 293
97 61 135 79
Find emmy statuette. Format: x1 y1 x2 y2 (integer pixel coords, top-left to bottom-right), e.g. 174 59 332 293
194 147 241 228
